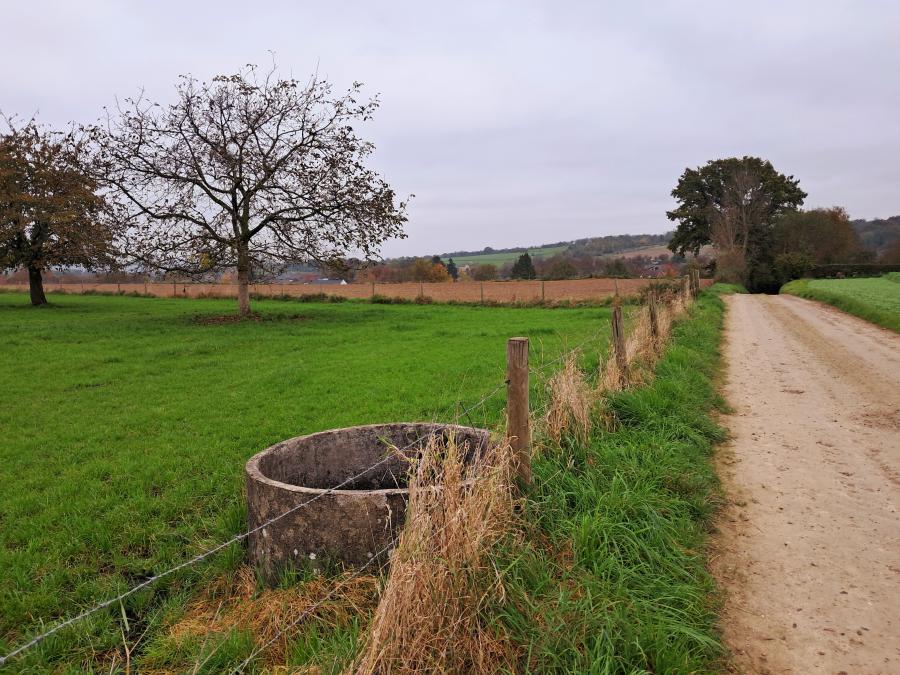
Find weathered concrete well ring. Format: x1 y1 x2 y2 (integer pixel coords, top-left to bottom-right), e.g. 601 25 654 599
245 422 490 584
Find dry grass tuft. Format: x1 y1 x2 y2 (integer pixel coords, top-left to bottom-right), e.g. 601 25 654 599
544 352 593 444
599 292 687 394
624 307 656 369
164 566 381 668
353 434 520 674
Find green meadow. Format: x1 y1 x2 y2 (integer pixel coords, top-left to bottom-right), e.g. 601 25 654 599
0 292 607 670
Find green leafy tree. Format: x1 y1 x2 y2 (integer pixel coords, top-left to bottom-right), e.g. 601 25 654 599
667 157 806 257
773 251 814 284
667 157 806 291
471 263 497 281
510 252 536 279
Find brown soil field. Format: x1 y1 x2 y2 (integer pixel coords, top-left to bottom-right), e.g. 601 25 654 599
714 294 900 674
2 277 711 303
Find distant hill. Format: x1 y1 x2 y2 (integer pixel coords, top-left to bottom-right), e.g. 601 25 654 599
852 216 900 255
440 233 673 266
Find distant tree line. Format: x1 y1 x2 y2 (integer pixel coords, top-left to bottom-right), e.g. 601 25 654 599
439 232 672 261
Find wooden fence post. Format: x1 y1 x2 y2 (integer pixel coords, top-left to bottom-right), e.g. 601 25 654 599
172 279 176 297
694 269 701 296
611 303 628 386
682 275 690 301
371 281 376 300
506 337 532 487
480 282 484 303
648 288 659 342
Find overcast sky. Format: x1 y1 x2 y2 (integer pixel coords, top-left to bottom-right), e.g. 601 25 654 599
3 1 899 257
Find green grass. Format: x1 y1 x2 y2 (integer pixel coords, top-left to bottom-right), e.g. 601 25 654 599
0 292 608 672
444 245 569 267
781 275 900 333
496 287 731 673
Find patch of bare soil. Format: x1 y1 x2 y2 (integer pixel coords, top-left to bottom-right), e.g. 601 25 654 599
712 294 900 674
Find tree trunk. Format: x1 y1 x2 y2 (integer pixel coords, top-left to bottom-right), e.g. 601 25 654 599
236 242 251 317
28 266 48 306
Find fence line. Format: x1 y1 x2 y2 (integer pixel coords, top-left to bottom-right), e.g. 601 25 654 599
1 277 701 669
235 277 700 672
0 277 712 304
0 380 508 668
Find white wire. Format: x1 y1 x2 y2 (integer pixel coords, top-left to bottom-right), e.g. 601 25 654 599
0 382 507 667
2 327 589 667
230 536 397 674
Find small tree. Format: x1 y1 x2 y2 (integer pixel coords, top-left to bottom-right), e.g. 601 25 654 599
92 65 408 316
510 252 536 279
0 119 114 306
446 257 458 281
541 256 578 280
773 207 861 264
471 263 497 281
881 238 900 264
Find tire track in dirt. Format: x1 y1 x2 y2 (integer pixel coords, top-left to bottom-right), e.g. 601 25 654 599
712 294 900 674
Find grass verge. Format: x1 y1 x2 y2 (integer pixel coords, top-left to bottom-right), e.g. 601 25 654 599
495 288 731 672
781 276 900 333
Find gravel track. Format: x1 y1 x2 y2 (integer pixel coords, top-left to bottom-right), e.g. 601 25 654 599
713 294 900 674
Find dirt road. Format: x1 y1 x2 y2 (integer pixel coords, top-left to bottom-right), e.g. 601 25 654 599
713 294 900 674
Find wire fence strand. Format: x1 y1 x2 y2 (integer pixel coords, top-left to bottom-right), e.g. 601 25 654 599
2 315 613 668
0 379 508 668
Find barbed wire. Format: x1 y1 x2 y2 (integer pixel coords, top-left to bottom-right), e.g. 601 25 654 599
1 314 612 668
193 384 511 672
0 377 509 668
230 536 397 673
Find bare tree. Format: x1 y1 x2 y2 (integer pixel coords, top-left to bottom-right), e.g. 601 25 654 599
92 65 408 316
0 118 115 305
708 167 772 283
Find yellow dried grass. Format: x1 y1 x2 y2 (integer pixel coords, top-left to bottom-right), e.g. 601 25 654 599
599 291 685 394
544 351 592 444
163 566 381 669
353 433 519 674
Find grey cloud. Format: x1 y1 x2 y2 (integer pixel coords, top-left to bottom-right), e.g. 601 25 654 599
2 0 897 257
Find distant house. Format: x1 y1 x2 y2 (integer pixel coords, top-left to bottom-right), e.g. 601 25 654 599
641 260 680 278
308 278 348 286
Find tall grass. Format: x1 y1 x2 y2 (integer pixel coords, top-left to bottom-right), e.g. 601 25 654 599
354 434 518 673
494 290 729 672
357 288 731 673
544 352 593 445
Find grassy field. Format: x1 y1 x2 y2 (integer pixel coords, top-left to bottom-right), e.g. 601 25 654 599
495 288 730 672
442 245 569 266
781 274 900 333
0 292 607 670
